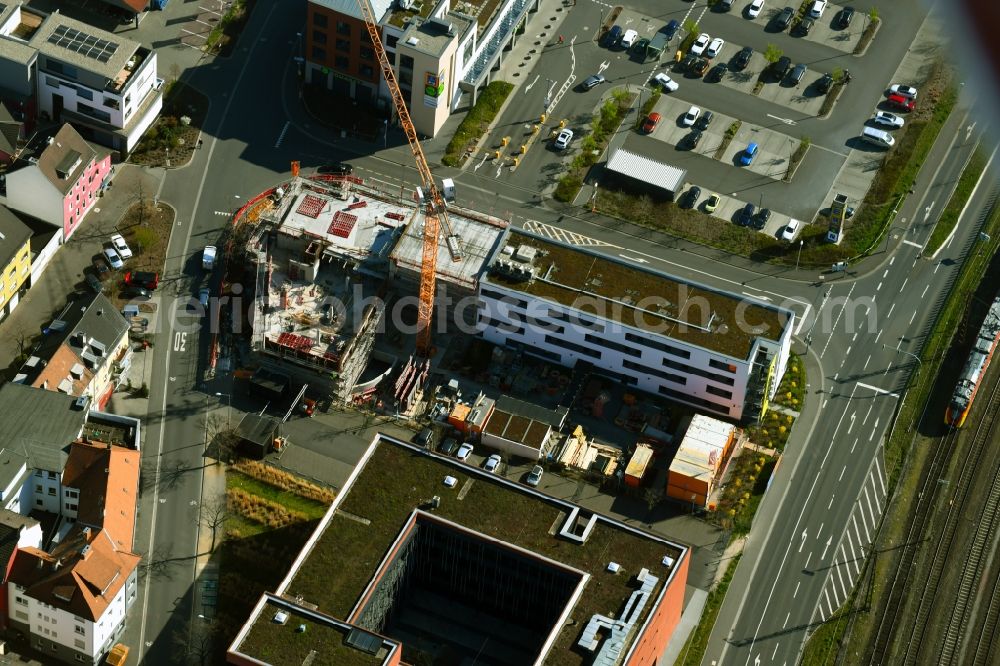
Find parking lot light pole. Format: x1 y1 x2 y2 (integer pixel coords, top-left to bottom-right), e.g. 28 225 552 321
795 239 804 270
883 344 922 376
215 392 232 428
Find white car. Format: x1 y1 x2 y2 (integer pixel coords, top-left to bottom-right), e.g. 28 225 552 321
780 219 801 241
103 247 123 270
873 111 904 128
456 443 474 461
554 128 574 150
747 0 764 18
483 454 502 473
808 0 827 18
690 33 711 56
110 233 132 260
889 84 918 99
682 105 701 127
653 72 679 92
706 37 725 58
621 29 638 49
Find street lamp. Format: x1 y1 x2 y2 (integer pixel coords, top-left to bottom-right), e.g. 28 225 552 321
795 239 804 270
883 344 922 375
215 392 232 427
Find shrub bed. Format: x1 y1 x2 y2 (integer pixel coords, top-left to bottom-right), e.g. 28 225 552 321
925 147 988 255
232 460 336 504
554 90 634 203
442 81 514 166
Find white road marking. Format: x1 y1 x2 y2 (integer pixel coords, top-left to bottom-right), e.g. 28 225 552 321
794 581 801 598
876 281 883 291
864 485 876 525
524 74 540 92
819 283 857 359
828 495 835 510
884 362 892 376
887 302 895 317
921 284 929 298
875 328 883 343
934 262 942 274
869 418 880 440
864 354 871 370
852 332 858 342
783 612 790 628
899 277 908 292
834 553 848 599
838 465 846 481
274 121 290 148
845 345 851 356
857 500 872 543
874 456 887 495
903 239 922 248
862 401 874 425
909 311 916 325
869 475 882 513
882 269 889 278
850 437 858 453
857 382 899 398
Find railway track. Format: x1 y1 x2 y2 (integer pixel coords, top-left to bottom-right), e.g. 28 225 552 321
970 545 1000 666
866 368 1000 665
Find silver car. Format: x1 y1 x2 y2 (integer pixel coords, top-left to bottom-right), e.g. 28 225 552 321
103 247 123 270
526 465 544 487
554 128 574 150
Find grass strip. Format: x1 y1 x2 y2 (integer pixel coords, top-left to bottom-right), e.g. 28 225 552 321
228 472 329 520
674 554 742 666
798 203 1000 665
441 81 513 167
924 147 988 255
554 89 634 202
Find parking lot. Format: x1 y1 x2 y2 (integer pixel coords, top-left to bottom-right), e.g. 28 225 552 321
749 2 865 53
176 0 230 50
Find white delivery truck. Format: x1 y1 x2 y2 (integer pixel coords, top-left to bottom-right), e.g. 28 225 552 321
202 245 217 270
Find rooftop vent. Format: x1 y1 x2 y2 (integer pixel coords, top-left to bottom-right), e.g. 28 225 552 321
272 611 289 625
513 245 537 263
405 36 419 46
607 561 621 574
426 17 455 35
73 395 90 411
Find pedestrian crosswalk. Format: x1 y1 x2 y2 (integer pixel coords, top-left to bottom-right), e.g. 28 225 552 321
521 220 615 247
815 447 889 622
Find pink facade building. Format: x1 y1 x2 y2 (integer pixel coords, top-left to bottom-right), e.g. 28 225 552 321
4 123 111 242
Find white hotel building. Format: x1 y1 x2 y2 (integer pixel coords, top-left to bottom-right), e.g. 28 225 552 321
476 231 795 421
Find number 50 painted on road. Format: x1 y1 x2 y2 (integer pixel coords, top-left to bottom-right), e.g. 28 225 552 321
174 332 187 352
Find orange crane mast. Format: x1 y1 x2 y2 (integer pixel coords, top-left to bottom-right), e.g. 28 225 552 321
356 0 461 358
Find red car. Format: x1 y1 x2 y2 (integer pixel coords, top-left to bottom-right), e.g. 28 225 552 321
641 112 662 134
124 271 159 290
886 94 915 112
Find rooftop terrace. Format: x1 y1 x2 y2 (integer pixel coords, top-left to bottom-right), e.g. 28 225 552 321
283 435 686 666
485 230 791 360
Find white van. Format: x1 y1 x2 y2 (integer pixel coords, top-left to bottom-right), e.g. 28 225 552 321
441 178 456 202
202 245 217 271
861 127 894 148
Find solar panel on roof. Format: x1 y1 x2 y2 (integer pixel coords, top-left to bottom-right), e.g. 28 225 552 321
48 23 119 62
345 628 381 655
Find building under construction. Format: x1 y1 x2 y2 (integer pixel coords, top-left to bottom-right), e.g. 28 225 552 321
236 174 507 403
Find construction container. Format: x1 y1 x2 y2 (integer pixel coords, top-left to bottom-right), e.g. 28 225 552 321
666 415 737 508
448 403 471 432
624 444 655 488
106 644 129 666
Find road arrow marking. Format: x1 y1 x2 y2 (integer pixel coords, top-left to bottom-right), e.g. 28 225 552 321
524 74 540 93
474 153 489 171
618 254 648 263
767 113 796 126
924 200 935 220
821 536 832 559
798 529 808 552
847 411 856 434
755 655 761 666
597 59 611 74
869 418 880 440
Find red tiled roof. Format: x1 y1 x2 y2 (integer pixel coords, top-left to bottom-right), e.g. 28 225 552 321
62 440 139 551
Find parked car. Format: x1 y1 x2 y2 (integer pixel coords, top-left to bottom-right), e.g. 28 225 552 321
483 454 502 473
85 273 103 293
581 74 605 90
690 33 711 56
774 6 794 30
754 208 772 230
621 29 638 49
874 111 904 128
653 72 680 92
707 62 728 82
886 94 915 111
685 129 703 149
808 0 828 18
691 58 710 77
641 112 662 134
889 84 918 99
110 233 132 260
92 257 110 280
747 0 764 19
739 142 759 166
633 37 650 55
554 128 574 149
681 54 699 72
836 6 855 28
681 186 702 209
413 428 435 447
696 110 714 130
795 17 814 35
103 247 123 270
682 105 701 127
739 202 755 226
773 56 792 79
704 194 721 213
602 25 623 47
439 438 459 456
317 162 353 175
733 46 753 70
664 19 680 40
456 443 474 461
122 286 151 300
719 0 735 10
124 271 159 290
706 37 725 58
817 72 834 93
787 63 807 85
198 287 210 308
781 219 801 240
526 465 544 487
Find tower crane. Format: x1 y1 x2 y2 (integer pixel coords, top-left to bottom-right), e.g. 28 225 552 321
356 0 462 358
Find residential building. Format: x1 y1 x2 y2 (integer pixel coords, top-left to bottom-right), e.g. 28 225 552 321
4 123 112 241
228 434 690 665
15 291 130 409
304 0 538 137
0 102 22 161
0 4 163 154
0 204 32 320
476 230 796 421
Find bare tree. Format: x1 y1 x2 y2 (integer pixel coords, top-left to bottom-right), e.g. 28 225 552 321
204 412 240 464
12 326 30 360
201 496 228 553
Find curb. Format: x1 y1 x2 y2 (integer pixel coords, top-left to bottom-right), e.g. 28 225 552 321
852 18 881 57
927 143 994 260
